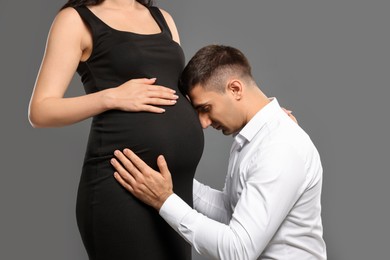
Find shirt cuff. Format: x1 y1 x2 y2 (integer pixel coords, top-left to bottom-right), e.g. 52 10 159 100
159 193 193 231
193 179 201 200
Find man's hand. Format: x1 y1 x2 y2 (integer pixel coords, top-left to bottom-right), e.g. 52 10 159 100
111 149 174 211
282 107 298 124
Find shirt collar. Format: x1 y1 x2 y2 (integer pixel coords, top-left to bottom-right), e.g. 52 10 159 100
234 98 281 148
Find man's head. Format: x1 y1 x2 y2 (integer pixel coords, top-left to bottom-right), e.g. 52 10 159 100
180 45 254 96
180 45 267 135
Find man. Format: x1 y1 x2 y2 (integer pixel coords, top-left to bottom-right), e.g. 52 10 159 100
110 45 327 259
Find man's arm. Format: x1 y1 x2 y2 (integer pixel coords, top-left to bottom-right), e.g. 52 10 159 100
161 144 307 259
112 146 306 260
193 179 230 224
111 149 231 222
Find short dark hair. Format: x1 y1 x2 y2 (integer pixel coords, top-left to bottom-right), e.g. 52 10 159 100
179 45 253 96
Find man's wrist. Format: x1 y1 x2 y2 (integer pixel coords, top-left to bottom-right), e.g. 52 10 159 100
159 193 193 231
155 191 174 211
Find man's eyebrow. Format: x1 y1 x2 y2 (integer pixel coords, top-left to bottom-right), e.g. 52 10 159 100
192 103 208 110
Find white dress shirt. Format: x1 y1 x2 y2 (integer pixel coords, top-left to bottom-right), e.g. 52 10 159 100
159 98 327 260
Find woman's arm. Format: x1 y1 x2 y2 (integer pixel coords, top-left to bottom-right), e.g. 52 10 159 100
29 8 106 128
29 8 178 128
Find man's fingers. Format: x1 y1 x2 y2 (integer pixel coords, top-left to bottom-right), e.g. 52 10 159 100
112 161 150 198
111 158 136 181
114 172 135 193
157 155 171 179
112 152 141 180
281 107 292 114
289 114 298 124
123 149 152 174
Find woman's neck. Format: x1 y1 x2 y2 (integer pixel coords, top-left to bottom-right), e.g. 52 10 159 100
101 0 138 10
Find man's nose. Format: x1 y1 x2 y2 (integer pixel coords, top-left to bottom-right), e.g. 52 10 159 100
198 113 211 129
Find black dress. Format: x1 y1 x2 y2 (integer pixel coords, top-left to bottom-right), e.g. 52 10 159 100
73 6 204 260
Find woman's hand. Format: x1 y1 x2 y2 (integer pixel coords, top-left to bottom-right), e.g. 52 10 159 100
105 78 179 113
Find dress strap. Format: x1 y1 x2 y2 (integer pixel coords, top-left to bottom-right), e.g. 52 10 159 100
148 6 173 38
73 6 111 39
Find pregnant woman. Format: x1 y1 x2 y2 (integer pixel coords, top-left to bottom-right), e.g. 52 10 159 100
28 0 204 259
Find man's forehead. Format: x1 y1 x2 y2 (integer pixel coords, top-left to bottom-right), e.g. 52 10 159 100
188 85 209 104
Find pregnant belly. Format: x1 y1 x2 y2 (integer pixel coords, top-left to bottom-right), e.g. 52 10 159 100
85 100 204 174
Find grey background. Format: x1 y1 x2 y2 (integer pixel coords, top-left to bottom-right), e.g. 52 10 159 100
1 0 389 259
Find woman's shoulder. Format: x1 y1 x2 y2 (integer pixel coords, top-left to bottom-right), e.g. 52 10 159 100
154 7 180 43
53 7 85 29
49 7 87 38
45 7 90 52
157 8 175 24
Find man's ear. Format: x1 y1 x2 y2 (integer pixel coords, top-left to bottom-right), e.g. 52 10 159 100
227 79 243 100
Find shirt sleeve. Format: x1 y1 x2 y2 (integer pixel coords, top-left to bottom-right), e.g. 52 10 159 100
193 179 230 224
159 144 307 260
